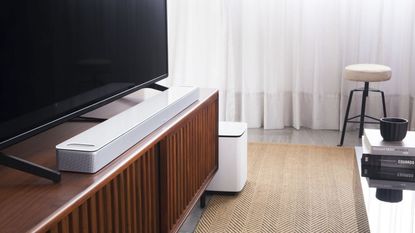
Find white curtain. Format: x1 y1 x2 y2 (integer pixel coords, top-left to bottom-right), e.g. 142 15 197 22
166 0 415 130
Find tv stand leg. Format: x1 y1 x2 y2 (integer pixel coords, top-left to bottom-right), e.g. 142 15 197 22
0 153 61 183
200 191 206 208
148 83 168 91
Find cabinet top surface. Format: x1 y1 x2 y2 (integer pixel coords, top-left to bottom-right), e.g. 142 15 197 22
0 88 218 233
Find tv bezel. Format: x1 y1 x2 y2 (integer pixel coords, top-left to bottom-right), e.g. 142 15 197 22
0 0 169 151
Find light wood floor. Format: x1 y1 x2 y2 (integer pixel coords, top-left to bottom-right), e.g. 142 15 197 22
179 127 362 233
248 128 361 147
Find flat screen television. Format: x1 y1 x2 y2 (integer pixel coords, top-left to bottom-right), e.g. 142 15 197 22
0 0 168 150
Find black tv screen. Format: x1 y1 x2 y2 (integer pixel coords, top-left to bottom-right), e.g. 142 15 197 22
0 0 168 149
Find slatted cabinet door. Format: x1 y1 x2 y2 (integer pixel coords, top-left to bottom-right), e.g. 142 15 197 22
159 97 219 233
46 147 160 233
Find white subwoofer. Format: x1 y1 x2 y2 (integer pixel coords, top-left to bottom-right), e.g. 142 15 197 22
207 121 247 192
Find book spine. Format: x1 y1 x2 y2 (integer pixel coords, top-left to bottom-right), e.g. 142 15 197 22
361 166 415 182
371 146 415 156
361 154 415 169
368 180 415 190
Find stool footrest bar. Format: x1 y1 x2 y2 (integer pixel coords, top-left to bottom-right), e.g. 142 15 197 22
347 121 380 124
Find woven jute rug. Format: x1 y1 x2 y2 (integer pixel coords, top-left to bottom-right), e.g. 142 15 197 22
195 143 369 233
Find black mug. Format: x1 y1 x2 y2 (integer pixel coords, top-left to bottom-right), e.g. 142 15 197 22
376 188 403 203
380 117 408 141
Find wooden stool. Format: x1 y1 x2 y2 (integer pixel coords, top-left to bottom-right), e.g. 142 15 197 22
338 64 391 146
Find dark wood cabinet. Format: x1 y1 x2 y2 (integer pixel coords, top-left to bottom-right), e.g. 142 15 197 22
0 89 218 233
160 98 218 233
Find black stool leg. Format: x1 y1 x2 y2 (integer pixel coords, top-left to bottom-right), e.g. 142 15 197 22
358 82 369 138
380 90 387 117
338 90 355 146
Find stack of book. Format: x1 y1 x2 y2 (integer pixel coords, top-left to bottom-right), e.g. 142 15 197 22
361 129 415 189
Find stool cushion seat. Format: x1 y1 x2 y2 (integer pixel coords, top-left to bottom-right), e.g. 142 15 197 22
345 64 391 82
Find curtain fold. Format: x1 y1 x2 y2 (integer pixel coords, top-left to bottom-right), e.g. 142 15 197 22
166 0 415 130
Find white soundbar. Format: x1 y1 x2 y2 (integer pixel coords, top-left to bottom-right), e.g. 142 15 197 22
56 86 199 173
